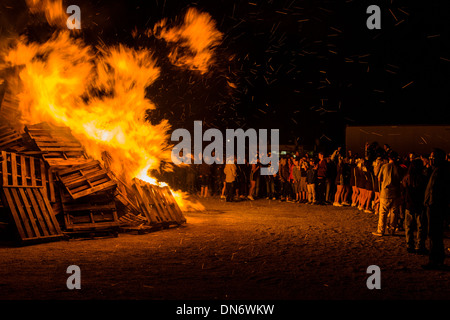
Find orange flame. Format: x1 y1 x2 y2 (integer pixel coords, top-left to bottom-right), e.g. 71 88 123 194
26 0 67 27
4 32 171 184
0 3 219 212
152 7 223 74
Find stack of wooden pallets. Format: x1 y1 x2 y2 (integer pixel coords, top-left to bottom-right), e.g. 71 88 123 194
0 82 186 245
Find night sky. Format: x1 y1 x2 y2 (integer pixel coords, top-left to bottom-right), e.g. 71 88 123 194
1 0 450 151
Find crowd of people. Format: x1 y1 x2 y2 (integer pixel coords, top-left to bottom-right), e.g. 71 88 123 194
160 142 450 270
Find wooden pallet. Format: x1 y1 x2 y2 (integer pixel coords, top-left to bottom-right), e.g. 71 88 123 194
0 124 24 152
25 122 88 168
61 191 120 232
0 151 57 202
118 212 148 227
159 186 186 224
0 89 21 125
0 186 63 244
57 160 117 200
131 178 186 226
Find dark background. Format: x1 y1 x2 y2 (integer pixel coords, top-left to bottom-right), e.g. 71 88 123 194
1 0 449 152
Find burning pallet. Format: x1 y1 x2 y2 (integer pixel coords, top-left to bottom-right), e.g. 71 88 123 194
0 81 187 244
25 122 89 168
0 90 186 244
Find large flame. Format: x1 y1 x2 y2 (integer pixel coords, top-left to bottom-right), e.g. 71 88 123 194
151 7 223 74
4 31 171 182
26 0 67 27
0 2 213 211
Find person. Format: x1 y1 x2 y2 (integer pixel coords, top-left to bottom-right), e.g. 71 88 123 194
288 157 296 202
299 157 308 203
224 157 237 202
362 161 375 213
330 146 342 162
292 158 301 202
333 156 345 206
248 160 260 200
372 151 402 236
341 157 352 205
372 157 385 215
422 148 450 269
265 161 277 200
235 162 248 199
354 159 365 210
325 157 337 204
402 158 428 254
349 157 359 207
199 160 211 198
186 154 197 194
306 159 317 204
316 152 328 205
279 157 291 201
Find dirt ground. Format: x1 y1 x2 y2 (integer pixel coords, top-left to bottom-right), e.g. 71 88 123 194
0 196 449 301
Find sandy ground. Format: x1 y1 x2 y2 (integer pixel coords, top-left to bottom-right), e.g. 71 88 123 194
0 196 449 301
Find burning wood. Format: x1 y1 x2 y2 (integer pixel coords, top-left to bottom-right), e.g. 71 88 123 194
25 122 89 168
0 91 187 245
57 160 117 200
0 3 217 243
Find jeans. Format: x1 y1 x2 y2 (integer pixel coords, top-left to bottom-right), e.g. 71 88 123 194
225 182 235 202
404 208 427 250
307 184 316 203
426 205 446 265
377 197 400 234
316 178 326 203
265 176 275 198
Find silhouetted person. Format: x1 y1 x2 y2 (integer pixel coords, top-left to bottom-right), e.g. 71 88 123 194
422 148 450 269
402 158 428 254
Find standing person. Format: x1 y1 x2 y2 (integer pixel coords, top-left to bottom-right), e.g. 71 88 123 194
199 160 211 198
236 162 249 199
224 157 237 202
326 157 337 204
292 158 301 202
299 157 308 203
186 154 197 194
422 148 450 269
279 157 291 201
306 158 317 204
362 161 374 213
354 159 364 209
341 157 352 206
248 160 260 200
372 157 385 215
333 156 344 206
288 157 297 202
372 151 402 236
220 167 227 200
402 158 428 254
349 157 359 206
265 161 277 200
316 152 328 205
